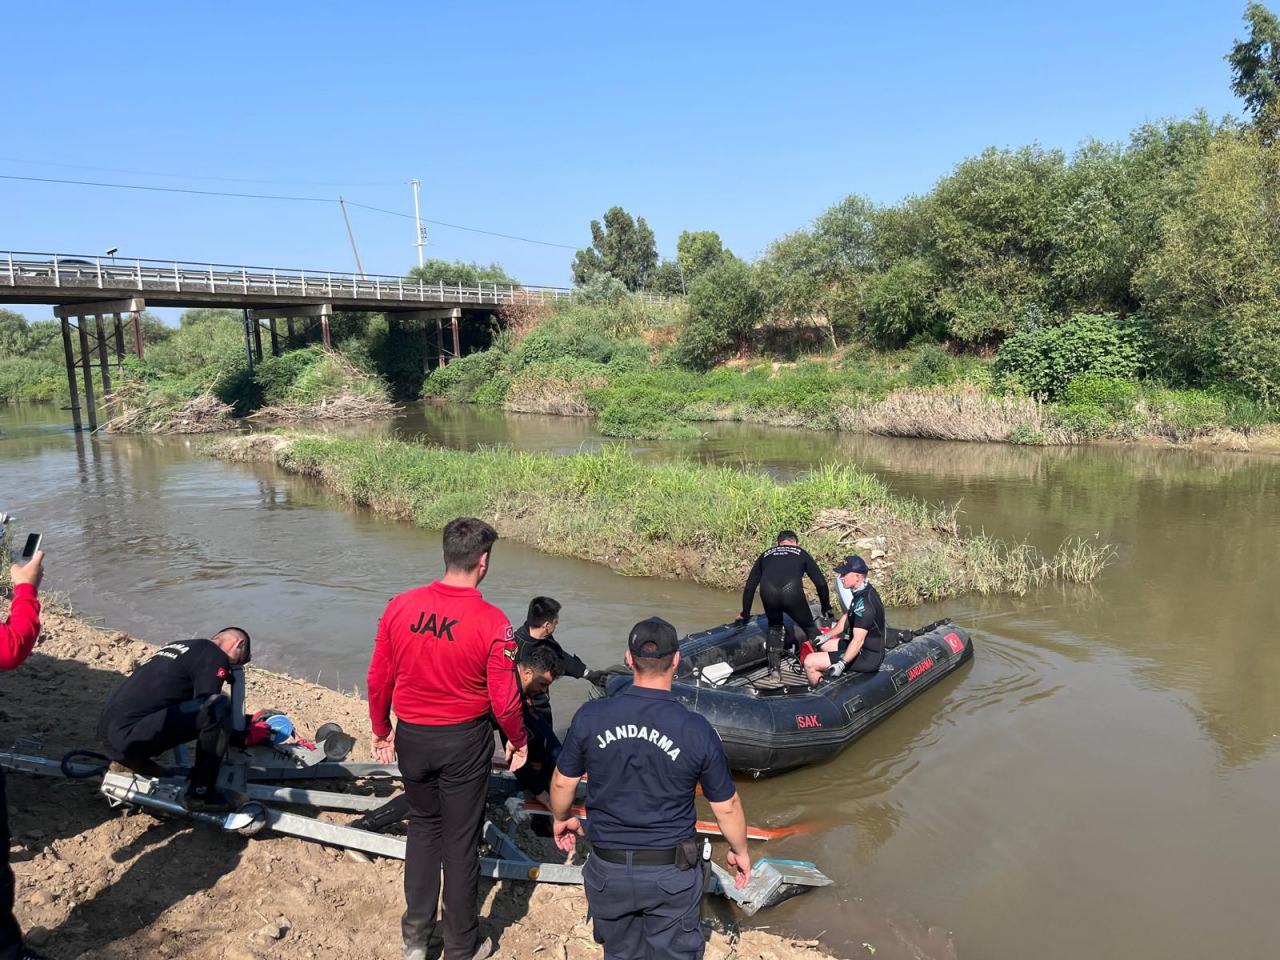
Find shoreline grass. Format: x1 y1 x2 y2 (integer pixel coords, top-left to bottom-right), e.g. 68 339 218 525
208 433 1113 605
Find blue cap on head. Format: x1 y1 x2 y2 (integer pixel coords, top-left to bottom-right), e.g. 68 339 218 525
834 555 869 575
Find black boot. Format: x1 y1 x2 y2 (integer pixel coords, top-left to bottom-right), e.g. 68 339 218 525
767 627 784 678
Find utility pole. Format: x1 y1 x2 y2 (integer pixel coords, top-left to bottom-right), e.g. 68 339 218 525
410 178 427 269
338 195 366 278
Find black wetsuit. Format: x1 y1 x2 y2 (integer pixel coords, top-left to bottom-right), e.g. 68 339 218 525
513 622 586 729
836 583 886 673
98 638 235 789
740 545 833 641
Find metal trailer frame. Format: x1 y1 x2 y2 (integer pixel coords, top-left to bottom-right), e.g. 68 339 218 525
0 705 831 913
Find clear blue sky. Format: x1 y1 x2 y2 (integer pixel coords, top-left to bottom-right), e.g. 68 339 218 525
0 0 1254 318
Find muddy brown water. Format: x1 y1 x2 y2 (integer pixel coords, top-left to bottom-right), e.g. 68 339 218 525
2 402 1278 960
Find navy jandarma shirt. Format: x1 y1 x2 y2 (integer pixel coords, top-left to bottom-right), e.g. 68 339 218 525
557 685 736 849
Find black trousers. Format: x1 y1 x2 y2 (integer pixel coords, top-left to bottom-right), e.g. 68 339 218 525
100 695 231 790
760 586 819 642
396 717 494 960
583 854 706 959
0 768 22 960
355 711 561 833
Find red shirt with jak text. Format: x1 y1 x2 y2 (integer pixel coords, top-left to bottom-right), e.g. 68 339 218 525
366 581 526 749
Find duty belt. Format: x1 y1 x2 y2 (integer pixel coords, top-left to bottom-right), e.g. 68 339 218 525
591 839 699 868
590 845 678 865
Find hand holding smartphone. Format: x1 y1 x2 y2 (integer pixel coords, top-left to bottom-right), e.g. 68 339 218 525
19 533 41 563
9 533 44 591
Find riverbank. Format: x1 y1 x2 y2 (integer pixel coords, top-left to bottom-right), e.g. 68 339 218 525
208 433 1110 604
428 343 1280 453
0 598 956 960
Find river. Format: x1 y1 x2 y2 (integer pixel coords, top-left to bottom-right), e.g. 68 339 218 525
2 402 1278 960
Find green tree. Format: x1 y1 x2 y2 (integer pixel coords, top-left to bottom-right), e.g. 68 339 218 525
674 256 763 369
863 258 943 346
1227 2 1280 138
1134 131 1280 402
927 146 1071 343
0 309 30 358
676 230 727 282
571 206 658 291
647 260 686 296
758 195 879 347
407 259 517 288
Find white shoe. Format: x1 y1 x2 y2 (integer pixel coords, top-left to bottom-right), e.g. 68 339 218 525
472 936 496 959
401 944 427 960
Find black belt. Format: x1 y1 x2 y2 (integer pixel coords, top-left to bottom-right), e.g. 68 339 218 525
590 845 678 865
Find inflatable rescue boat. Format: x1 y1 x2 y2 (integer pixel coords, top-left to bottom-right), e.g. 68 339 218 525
605 609 974 777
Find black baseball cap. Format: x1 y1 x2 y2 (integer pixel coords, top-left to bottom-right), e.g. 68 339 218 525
834 555 869 575
628 617 680 658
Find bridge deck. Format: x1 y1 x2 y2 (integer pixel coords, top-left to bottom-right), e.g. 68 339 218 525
0 250 625 312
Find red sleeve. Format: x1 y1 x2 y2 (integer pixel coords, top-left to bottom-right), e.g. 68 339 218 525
0 584 41 671
366 604 396 739
486 618 527 750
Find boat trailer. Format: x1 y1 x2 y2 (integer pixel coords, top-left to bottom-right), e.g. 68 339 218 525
0 673 830 916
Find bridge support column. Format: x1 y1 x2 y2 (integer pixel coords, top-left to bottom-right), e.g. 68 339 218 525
269 318 280 357
396 308 462 369
94 315 113 399
76 317 98 432
59 318 82 432
55 299 144 432
131 312 144 359
248 304 332 352
112 314 126 367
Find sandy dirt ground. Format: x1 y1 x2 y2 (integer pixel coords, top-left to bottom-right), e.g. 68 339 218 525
0 602 956 960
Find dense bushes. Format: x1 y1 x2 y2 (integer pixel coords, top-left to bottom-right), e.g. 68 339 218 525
0 357 64 403
994 313 1149 400
674 258 763 370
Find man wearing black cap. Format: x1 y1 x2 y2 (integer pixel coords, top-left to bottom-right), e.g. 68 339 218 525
736 530 834 676
802 556 886 685
98 626 253 811
549 618 751 960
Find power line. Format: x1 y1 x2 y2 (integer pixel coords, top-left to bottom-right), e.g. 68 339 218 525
0 172 580 250
0 155 401 188
0 173 330 203
343 200 578 249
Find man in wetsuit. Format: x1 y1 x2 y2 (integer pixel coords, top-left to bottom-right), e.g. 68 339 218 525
803 555 886 685
550 618 751 960
736 530 834 675
98 627 252 811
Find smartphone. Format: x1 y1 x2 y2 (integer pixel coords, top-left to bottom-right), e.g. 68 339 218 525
19 533 41 562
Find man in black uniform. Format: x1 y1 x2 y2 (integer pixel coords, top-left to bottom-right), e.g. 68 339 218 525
550 618 751 960
513 596 597 730
736 530 834 674
98 627 252 811
802 556 886 685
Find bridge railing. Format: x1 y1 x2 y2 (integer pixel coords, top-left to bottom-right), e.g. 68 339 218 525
1 250 674 307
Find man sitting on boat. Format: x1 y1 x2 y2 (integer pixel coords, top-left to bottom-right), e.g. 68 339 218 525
736 530 835 676
802 556 886 685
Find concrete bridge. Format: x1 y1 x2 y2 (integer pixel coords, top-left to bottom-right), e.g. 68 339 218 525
3 249 670 432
